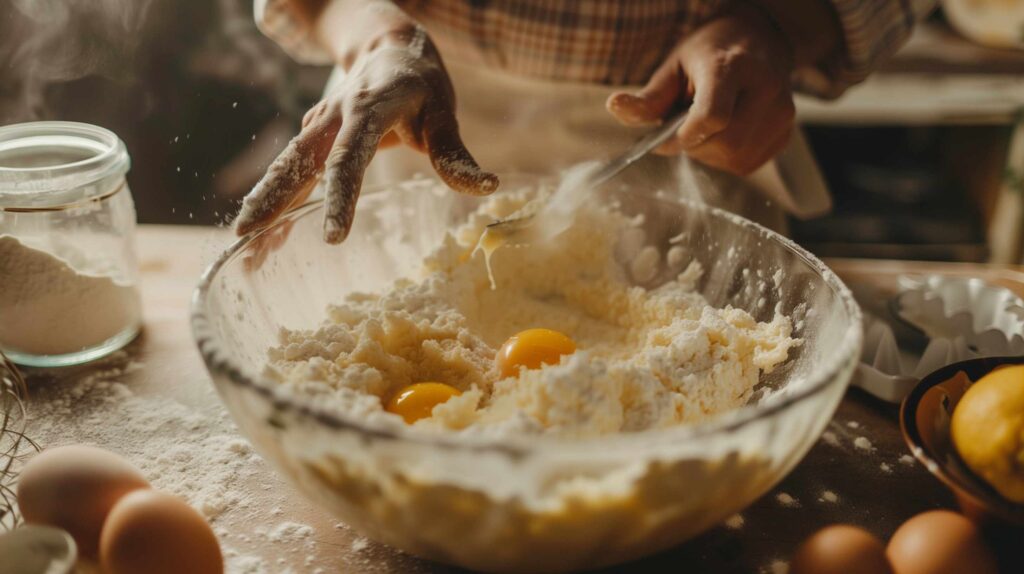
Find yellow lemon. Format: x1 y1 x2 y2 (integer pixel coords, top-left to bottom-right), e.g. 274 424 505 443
951 364 1024 502
497 328 576 379
385 382 461 424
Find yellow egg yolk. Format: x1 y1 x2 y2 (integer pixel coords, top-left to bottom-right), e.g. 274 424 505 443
497 328 576 379
385 382 462 424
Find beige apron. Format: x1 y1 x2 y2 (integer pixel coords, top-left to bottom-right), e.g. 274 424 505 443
327 59 831 233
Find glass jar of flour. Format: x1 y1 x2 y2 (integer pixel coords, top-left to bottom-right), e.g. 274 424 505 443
0 122 142 367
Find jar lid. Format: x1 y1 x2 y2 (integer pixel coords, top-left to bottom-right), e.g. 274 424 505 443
0 121 130 210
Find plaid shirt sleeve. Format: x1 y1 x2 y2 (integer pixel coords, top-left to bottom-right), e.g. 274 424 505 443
803 0 937 97
254 0 334 65
255 0 937 97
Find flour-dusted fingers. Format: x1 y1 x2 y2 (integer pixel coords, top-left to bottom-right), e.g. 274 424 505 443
321 112 389 244
422 105 498 196
378 130 402 149
235 114 341 236
302 100 329 129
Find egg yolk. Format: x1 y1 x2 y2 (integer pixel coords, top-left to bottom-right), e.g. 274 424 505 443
497 328 576 379
385 382 462 424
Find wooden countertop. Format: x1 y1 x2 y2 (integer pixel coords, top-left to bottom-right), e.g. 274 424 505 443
17 225 1019 573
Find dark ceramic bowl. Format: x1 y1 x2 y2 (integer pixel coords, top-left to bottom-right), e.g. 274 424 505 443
900 356 1024 526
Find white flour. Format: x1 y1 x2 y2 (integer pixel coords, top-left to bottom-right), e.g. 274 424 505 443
21 355 432 574
0 235 140 356
267 192 798 438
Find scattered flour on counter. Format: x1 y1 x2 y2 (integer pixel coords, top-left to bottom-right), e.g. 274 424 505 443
899 455 916 466
763 559 789 574
819 490 839 503
20 354 351 574
725 514 745 530
265 522 316 546
853 437 874 452
222 553 270 574
879 462 893 473
351 537 370 552
26 363 258 520
821 431 840 447
775 492 799 508
846 421 860 429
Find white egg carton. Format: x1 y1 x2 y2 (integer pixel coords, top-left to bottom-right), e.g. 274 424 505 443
853 276 1024 403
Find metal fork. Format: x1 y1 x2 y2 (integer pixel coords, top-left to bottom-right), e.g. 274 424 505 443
483 108 690 245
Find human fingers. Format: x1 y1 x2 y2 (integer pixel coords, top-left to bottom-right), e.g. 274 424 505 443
683 88 794 175
655 57 741 155
378 130 402 148
302 101 328 129
235 114 341 236
606 59 685 127
321 112 389 244
421 104 498 195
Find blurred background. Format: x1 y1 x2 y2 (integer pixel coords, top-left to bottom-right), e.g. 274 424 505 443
1 0 1023 263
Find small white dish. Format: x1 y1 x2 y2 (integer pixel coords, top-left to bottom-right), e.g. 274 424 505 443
855 276 1024 403
0 525 77 574
855 313 918 403
895 275 1024 355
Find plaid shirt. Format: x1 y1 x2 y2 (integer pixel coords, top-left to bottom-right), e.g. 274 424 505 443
255 0 935 97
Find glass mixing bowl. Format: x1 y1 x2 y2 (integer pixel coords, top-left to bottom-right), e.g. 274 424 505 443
192 177 862 573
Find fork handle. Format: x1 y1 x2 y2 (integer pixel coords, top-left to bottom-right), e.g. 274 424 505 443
591 108 691 185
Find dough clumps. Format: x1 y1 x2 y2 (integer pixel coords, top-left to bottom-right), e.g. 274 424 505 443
266 194 798 438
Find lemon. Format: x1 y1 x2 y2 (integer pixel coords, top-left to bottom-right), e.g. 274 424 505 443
951 364 1024 502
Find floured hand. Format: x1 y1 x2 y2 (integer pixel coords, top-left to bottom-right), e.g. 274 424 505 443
235 24 498 244
606 3 796 176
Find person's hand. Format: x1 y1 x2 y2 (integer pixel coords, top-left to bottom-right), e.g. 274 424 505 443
607 4 796 176
235 25 498 244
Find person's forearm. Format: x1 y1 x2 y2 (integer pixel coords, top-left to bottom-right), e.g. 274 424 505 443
747 0 842 67
291 0 417 69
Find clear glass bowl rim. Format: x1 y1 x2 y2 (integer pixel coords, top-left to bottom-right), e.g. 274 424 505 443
191 190 863 456
0 121 130 206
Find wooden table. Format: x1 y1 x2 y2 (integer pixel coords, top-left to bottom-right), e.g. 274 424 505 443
16 225 1021 573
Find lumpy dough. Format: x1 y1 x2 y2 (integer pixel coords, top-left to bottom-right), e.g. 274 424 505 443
265 193 799 438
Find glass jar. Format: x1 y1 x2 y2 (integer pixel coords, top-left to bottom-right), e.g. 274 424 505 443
0 122 142 367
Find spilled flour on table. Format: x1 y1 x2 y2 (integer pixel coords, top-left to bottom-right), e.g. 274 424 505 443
775 492 800 508
20 353 427 573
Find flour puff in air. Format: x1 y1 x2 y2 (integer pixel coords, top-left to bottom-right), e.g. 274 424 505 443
265 192 800 438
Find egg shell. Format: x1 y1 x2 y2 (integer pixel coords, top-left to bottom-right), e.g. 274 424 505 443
886 510 998 574
790 524 893 574
100 489 223 574
16 445 149 557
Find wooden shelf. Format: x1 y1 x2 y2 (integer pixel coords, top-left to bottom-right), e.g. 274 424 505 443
797 22 1024 126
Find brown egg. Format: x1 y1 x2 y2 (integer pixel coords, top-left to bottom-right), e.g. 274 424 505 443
100 489 223 574
791 524 894 574
886 510 998 574
16 445 150 557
